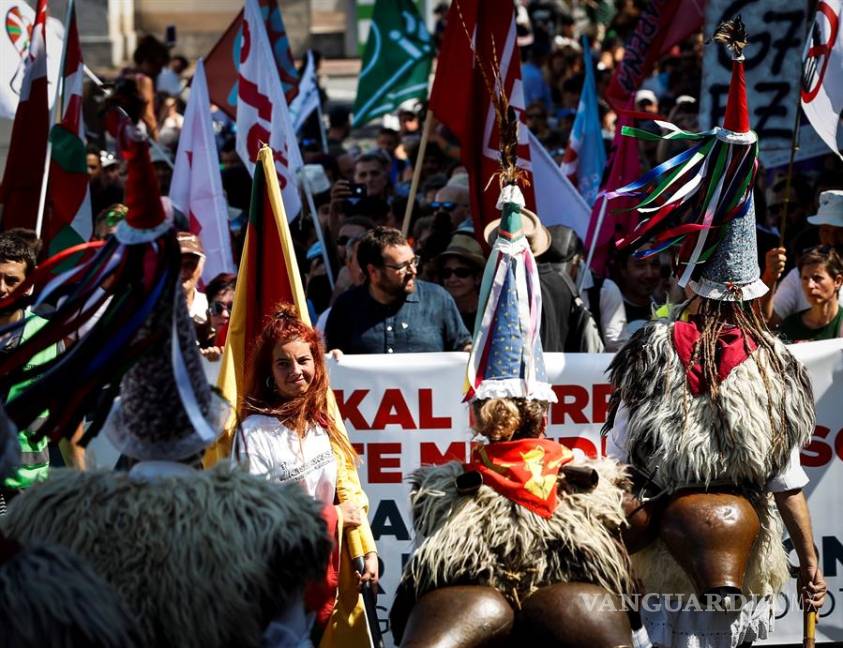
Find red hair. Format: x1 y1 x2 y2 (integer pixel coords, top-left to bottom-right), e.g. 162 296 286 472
241 302 357 464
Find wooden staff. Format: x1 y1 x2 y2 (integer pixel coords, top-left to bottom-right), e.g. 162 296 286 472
804 608 816 648
401 109 433 237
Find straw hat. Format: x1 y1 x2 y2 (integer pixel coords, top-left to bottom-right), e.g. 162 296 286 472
483 207 551 257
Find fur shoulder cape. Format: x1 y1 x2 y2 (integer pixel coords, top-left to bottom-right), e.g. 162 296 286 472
3 466 331 648
606 319 814 491
402 457 632 606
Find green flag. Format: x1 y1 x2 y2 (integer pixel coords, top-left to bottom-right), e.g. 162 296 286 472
351 0 433 128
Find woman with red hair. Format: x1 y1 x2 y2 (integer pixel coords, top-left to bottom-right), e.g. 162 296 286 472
235 303 378 643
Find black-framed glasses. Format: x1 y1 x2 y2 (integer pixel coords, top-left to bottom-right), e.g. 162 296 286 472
211 301 233 316
430 201 457 211
441 267 474 279
383 256 420 272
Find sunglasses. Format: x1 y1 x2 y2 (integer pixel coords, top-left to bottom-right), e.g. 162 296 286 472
383 256 420 272
441 267 474 279
430 201 457 211
210 301 233 316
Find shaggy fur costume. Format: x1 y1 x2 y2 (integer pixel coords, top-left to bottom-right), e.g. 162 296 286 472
402 457 632 606
2 466 332 648
0 542 142 648
607 320 813 491
606 320 814 596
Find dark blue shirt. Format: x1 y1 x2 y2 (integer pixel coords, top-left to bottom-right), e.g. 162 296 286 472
325 281 471 354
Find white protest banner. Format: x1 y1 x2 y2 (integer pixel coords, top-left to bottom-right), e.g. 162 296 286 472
325 341 843 646
699 0 830 169
0 0 64 118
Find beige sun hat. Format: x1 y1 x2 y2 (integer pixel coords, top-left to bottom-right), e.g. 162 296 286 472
483 207 551 257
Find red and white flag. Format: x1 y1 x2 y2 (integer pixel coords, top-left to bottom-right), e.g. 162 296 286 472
802 1 843 158
235 0 302 220
170 58 236 282
0 0 49 231
45 1 92 254
429 0 535 233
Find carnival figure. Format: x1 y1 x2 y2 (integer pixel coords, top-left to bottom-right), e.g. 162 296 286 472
603 17 827 648
390 111 644 645
0 111 333 647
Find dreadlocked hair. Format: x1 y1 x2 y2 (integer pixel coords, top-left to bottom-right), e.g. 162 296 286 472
685 297 788 458
473 398 549 442
240 302 357 465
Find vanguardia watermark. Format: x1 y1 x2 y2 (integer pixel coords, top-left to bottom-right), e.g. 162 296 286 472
581 593 816 614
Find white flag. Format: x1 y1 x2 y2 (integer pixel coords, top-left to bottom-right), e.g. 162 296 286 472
802 1 843 158
171 58 236 282
0 0 64 119
236 0 302 219
528 131 591 242
289 50 320 133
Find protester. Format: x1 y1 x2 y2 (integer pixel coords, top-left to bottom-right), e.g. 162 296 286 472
763 190 843 325
177 231 208 325
436 232 485 332
0 233 78 507
778 246 843 342
199 272 236 359
233 303 378 637
325 227 471 354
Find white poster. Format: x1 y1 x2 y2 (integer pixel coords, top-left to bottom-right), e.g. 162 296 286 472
323 342 843 646
699 0 831 169
0 0 64 119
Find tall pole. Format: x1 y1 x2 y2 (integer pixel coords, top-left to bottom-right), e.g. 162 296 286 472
401 109 433 236
301 173 335 290
578 193 607 292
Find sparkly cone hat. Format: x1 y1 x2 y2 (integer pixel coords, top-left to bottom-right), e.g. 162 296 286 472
607 16 767 301
0 110 227 459
463 105 556 403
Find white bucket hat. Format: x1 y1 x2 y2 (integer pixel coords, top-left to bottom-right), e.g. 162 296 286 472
807 190 843 227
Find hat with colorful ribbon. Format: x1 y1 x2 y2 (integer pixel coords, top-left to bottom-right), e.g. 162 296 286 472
607 16 767 302
0 109 227 460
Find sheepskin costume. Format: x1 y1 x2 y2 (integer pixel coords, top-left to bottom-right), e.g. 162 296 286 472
3 466 332 648
402 456 632 607
606 319 814 597
0 404 141 648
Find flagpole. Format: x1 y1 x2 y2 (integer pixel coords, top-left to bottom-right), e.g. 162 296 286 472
315 96 329 153
301 174 335 290
778 13 814 247
578 193 607 292
401 108 433 237
36 0 74 238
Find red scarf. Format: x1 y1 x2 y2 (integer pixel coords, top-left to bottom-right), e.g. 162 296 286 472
467 438 573 518
672 320 757 396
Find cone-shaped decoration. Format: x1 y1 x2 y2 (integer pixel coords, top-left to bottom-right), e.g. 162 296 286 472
723 60 750 133
105 109 169 243
103 278 228 461
463 185 556 403
714 16 751 134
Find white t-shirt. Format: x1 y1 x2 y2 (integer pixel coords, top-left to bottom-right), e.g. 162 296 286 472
235 415 337 507
774 266 843 319
189 290 208 324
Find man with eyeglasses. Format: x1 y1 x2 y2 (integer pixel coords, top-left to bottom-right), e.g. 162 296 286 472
432 174 472 230
325 227 471 355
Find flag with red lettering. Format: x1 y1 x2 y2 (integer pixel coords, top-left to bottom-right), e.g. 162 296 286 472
170 58 235 282
802 0 843 158
203 145 306 465
235 0 302 219
44 2 92 254
204 0 299 120
0 0 49 231
429 0 536 234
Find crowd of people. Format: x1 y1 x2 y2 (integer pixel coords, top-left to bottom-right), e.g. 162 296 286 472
62 3 842 364
0 1 839 647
